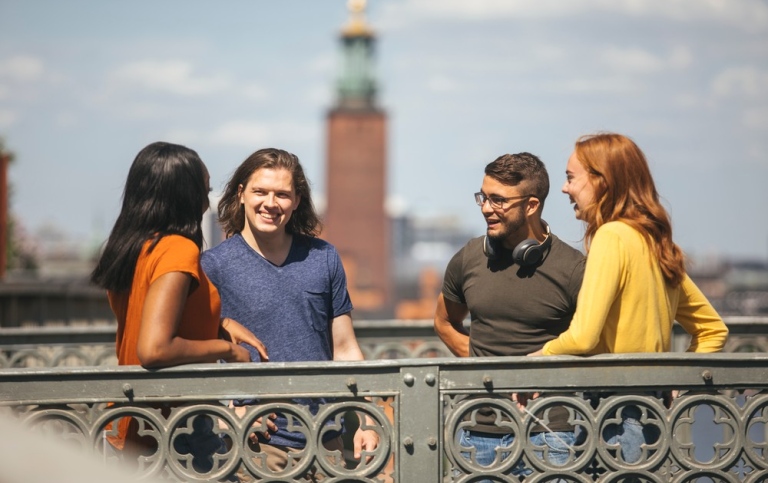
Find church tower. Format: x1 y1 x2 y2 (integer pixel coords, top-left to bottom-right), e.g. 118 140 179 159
323 0 390 316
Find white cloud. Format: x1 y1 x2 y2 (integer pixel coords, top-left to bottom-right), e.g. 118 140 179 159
111 60 231 96
711 66 768 99
426 75 461 93
667 46 694 70
308 53 335 74
54 112 78 128
305 84 334 105
743 108 768 130
673 92 707 109
158 120 319 150
746 143 768 163
0 55 44 82
378 0 768 30
119 102 170 120
162 128 199 146
599 45 692 74
543 76 644 95
208 120 317 148
242 83 269 101
270 121 317 145
209 120 272 147
600 47 665 74
0 109 17 128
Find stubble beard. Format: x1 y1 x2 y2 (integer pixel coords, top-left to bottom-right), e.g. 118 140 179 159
487 212 526 247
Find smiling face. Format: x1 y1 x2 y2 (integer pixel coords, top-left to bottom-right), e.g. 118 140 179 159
239 167 301 239
562 151 595 221
479 175 531 248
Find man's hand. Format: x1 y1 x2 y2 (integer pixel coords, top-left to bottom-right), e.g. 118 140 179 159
511 392 540 412
250 413 278 441
232 404 278 440
527 349 543 356
353 426 380 462
434 294 471 357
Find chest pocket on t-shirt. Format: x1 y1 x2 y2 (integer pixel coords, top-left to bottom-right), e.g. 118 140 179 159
303 290 331 332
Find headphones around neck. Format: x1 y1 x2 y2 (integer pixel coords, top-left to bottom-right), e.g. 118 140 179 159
483 220 552 266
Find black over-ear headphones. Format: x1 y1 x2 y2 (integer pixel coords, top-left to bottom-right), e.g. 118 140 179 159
483 220 552 266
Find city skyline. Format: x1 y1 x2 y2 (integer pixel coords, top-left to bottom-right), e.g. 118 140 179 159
1 0 767 261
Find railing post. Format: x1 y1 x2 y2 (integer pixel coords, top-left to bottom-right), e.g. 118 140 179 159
398 364 441 482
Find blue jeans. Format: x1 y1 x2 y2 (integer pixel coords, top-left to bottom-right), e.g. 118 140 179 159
458 428 575 482
601 405 661 464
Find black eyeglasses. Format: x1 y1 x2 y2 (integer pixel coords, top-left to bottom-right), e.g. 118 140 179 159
474 192 532 210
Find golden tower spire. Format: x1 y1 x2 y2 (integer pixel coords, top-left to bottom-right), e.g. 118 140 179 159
342 0 373 37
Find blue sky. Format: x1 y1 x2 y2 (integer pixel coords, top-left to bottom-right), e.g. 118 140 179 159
1 0 767 261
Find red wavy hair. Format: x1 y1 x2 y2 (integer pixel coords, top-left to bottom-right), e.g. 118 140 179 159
575 133 685 287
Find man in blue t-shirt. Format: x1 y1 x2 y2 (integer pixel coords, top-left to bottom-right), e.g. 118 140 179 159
201 148 379 479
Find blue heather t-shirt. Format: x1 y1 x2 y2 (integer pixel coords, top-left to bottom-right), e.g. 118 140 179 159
201 233 354 447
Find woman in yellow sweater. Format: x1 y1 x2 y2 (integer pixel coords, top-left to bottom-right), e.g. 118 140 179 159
529 132 728 462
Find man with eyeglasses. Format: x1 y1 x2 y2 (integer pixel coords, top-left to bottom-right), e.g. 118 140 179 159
434 152 585 481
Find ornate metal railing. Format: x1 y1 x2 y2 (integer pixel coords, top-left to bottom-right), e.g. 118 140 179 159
1 317 767 368
0 320 454 368
1 354 767 482
1 318 766 480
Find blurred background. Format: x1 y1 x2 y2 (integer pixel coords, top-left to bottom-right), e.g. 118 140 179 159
1 0 767 321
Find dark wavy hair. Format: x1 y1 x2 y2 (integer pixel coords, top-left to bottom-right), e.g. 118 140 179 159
90 142 209 293
574 132 685 286
218 148 321 238
484 152 550 210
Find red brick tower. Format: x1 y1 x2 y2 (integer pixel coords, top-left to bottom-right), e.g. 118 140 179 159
323 0 390 316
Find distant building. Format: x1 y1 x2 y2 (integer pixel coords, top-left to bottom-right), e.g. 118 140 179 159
0 149 8 280
23 223 95 281
688 257 768 316
322 1 391 317
392 215 476 319
202 194 225 250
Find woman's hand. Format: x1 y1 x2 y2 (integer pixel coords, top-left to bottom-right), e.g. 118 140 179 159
224 342 254 363
220 317 269 362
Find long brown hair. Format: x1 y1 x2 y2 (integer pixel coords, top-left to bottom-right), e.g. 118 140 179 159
575 133 685 286
218 148 321 238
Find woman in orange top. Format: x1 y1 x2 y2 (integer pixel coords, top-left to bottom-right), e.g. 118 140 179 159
90 142 267 468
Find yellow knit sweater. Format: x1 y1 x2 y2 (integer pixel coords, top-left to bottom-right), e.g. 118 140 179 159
543 221 728 355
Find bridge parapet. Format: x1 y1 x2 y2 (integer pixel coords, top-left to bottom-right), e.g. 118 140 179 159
1 354 767 482
1 317 766 368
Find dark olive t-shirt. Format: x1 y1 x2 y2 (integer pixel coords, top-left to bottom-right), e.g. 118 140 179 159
442 234 585 432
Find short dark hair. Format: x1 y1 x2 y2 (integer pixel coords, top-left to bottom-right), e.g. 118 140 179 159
484 152 550 206
218 148 321 238
91 141 208 292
